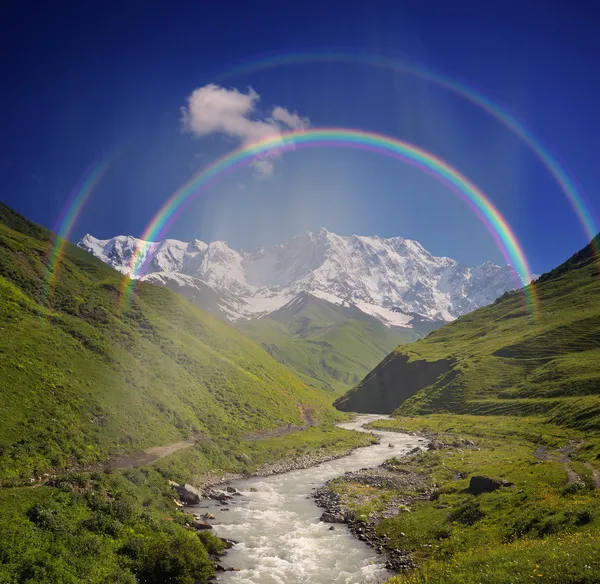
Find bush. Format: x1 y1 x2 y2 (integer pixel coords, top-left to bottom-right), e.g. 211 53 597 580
125 530 213 584
197 530 227 554
27 501 69 534
447 500 485 526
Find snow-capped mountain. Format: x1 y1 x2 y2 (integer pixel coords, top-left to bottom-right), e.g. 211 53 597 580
78 228 522 327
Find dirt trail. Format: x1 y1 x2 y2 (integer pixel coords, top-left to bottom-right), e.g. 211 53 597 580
244 406 316 441
534 441 585 484
108 439 196 469
585 462 600 488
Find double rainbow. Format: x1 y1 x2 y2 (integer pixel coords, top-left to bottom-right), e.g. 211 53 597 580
121 128 537 315
43 158 111 301
212 49 599 250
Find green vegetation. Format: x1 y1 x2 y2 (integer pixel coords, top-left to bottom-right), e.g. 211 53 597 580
331 240 600 582
0 425 374 583
0 202 346 480
336 235 600 431
0 202 378 582
0 467 212 584
238 292 418 395
332 415 600 583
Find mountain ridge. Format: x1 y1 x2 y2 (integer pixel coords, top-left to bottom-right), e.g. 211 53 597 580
79 228 522 326
334 235 600 430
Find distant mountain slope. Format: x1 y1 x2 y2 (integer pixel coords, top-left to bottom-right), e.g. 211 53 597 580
0 203 338 480
335 235 600 431
79 228 520 324
238 292 420 394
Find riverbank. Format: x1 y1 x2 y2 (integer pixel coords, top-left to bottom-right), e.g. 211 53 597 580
187 416 425 583
0 420 378 583
317 414 600 584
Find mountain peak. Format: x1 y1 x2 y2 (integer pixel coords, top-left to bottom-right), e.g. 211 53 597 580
78 229 520 326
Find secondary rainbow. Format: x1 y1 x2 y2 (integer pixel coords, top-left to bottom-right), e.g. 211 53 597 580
43 158 112 301
121 128 537 316
211 49 599 251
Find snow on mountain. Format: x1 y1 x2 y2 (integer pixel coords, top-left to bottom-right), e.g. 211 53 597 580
78 228 522 327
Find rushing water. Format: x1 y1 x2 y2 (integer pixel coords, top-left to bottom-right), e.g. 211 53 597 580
194 415 425 584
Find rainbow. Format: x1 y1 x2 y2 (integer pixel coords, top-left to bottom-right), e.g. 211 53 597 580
121 128 537 316
211 49 599 250
43 158 111 301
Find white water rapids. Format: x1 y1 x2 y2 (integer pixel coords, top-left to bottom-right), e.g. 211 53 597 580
194 415 425 583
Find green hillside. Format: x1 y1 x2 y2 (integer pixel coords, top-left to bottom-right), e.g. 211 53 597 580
238 292 419 395
0 203 345 481
330 237 600 584
335 235 600 429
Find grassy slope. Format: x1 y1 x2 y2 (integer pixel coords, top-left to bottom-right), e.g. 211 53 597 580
348 415 600 584
238 293 417 395
0 203 346 480
0 203 379 583
336 236 600 430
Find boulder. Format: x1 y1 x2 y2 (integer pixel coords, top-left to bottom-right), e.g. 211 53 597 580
320 512 344 523
175 483 202 505
501 479 515 487
226 486 237 493
202 512 216 520
388 443 395 448
191 519 213 530
468 475 502 494
427 440 442 451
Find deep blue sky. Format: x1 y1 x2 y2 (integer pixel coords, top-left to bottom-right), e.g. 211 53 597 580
1 0 599 273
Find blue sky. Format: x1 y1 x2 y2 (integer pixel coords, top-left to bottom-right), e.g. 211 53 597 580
1 0 599 273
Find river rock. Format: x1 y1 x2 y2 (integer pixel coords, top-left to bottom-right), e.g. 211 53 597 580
468 475 502 494
192 519 213 530
175 483 202 505
226 486 238 493
427 440 442 451
320 511 344 523
206 488 231 502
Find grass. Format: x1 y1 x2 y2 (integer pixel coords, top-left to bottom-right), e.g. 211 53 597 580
326 414 600 583
0 202 347 480
0 202 379 582
336 235 600 432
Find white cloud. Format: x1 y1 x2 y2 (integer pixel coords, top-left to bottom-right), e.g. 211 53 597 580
271 106 310 130
181 84 309 176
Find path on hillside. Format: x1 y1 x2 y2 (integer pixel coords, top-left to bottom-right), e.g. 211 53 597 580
534 441 591 485
16 407 320 487
585 462 600 488
243 406 316 440
107 439 197 469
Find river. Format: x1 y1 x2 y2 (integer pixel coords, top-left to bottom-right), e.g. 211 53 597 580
194 415 425 584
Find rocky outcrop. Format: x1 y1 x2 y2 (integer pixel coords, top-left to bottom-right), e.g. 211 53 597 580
468 476 502 494
334 354 454 414
175 483 202 505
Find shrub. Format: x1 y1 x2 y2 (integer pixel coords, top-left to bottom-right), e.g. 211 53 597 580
447 500 485 526
27 501 69 534
197 530 227 554
124 530 213 584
